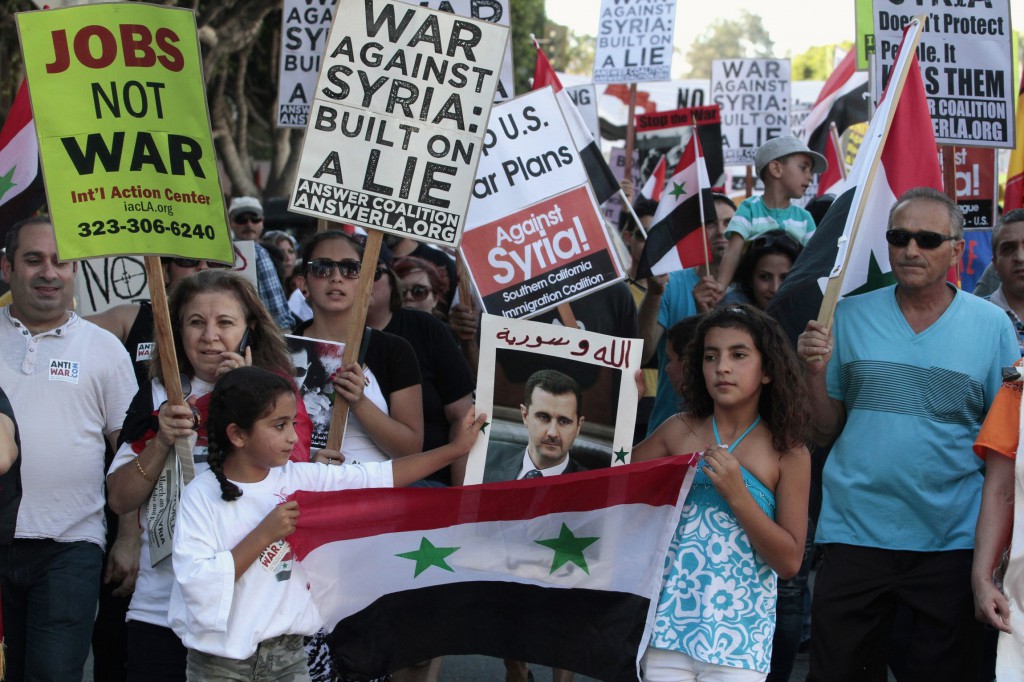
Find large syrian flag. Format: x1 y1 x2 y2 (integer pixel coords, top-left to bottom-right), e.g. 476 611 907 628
799 50 869 156
769 19 940 339
634 131 717 279
533 44 619 204
0 81 46 235
1005 75 1024 211
288 457 697 682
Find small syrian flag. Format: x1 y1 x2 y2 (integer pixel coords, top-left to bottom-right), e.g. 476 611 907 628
770 20 941 339
1005 74 1024 211
0 81 46 237
532 43 619 204
637 154 667 204
816 124 846 197
634 131 717 279
799 50 869 156
287 457 697 682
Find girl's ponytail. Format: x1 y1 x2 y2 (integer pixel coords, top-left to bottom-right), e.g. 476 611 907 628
206 367 294 502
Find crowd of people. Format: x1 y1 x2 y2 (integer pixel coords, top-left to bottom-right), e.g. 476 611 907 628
0 131 1021 682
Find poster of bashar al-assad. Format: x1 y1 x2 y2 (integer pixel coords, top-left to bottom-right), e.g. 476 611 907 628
463 313 642 485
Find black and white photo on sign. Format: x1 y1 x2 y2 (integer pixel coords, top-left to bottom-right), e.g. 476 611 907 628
288 0 508 247
870 0 1014 148
592 0 677 84
712 58 791 166
463 314 641 485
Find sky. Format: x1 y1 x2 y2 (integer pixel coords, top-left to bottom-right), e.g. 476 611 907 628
546 0 1024 77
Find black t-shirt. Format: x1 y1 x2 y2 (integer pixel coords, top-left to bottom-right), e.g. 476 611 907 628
124 301 155 389
384 308 474 451
0 386 22 545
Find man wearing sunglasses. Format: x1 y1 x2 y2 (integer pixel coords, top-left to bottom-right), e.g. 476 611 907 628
797 187 1018 681
227 197 293 333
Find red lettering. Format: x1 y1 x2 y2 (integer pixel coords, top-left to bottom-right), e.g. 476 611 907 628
42 24 184 73
120 24 155 68
155 28 184 72
45 29 71 74
74 25 117 69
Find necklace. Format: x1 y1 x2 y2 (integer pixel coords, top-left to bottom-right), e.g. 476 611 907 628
711 414 761 453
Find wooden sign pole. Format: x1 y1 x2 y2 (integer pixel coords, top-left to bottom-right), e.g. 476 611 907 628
623 83 638 183
324 229 382 451
143 256 195 483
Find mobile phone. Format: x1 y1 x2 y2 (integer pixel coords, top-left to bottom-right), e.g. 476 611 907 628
238 328 252 356
357 326 372 365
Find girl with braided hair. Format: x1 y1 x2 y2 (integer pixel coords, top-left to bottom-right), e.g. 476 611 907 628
106 270 320 681
168 367 486 680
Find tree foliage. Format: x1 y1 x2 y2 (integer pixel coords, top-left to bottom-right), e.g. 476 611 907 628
684 10 774 79
510 0 546 94
791 42 854 81
540 20 595 77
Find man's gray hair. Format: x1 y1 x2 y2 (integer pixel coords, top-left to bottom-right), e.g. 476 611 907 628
887 186 964 239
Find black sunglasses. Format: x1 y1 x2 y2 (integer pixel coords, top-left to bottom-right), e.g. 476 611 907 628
305 258 384 281
885 229 958 249
404 284 433 302
232 213 263 224
170 258 232 269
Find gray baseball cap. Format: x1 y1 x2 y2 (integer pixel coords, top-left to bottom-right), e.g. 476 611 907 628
754 136 827 178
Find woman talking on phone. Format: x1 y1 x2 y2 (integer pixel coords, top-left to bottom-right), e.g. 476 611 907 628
105 270 316 681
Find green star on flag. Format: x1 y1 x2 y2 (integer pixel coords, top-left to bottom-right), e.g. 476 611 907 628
668 180 687 199
846 250 896 297
479 420 489 435
396 537 459 577
0 166 17 203
614 447 628 464
536 522 599 575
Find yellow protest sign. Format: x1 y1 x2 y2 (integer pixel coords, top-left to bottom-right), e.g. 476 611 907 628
17 4 232 263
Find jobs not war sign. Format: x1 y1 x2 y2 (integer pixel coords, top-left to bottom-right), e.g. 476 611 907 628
289 0 508 247
462 88 624 319
593 0 676 84
277 0 514 129
17 4 232 264
872 0 1014 148
712 59 791 166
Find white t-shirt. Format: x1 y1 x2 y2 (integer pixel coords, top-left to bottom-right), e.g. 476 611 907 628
0 308 134 547
169 460 393 659
108 377 214 627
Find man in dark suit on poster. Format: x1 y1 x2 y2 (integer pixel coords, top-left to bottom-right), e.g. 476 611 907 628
484 369 587 482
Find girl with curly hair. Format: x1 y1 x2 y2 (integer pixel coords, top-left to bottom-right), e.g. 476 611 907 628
632 304 810 681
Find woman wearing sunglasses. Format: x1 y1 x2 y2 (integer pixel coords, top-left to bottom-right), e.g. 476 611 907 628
104 270 315 681
393 256 449 319
293 231 424 466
